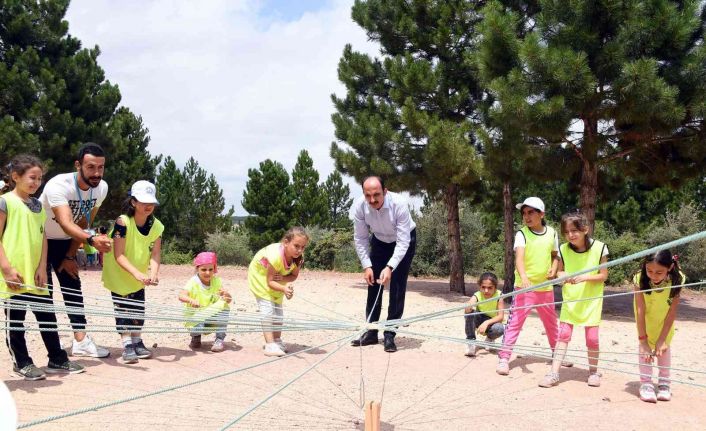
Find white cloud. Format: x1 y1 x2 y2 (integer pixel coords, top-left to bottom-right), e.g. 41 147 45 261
65 0 380 214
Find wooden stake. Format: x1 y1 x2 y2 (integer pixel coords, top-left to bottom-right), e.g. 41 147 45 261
371 401 381 431
364 400 373 431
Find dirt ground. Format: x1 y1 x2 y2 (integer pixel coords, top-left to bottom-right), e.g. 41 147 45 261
2 265 706 430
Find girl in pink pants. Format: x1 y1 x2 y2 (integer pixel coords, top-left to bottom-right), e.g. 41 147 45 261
497 197 559 376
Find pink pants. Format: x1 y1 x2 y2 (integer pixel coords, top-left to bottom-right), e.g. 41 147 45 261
639 346 671 384
558 322 599 351
499 290 558 360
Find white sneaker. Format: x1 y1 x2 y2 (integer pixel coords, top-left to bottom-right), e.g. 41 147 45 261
656 385 671 401
639 383 657 403
464 343 477 357
71 335 110 358
263 343 286 357
275 338 287 353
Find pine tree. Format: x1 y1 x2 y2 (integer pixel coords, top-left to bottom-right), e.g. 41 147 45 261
0 1 160 220
331 0 485 293
478 0 706 229
322 170 353 229
156 156 233 252
242 159 293 251
291 150 328 227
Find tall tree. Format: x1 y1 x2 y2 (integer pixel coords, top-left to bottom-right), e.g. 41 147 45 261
242 159 293 251
478 0 706 230
0 0 159 218
322 170 353 229
331 0 484 293
291 149 328 227
156 156 233 252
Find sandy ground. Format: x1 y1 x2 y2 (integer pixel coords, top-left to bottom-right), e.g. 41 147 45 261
2 265 706 431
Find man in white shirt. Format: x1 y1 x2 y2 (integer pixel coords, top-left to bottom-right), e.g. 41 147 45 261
40 143 113 358
351 176 416 352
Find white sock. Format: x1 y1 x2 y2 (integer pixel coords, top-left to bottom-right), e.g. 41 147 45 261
121 336 132 348
131 336 142 345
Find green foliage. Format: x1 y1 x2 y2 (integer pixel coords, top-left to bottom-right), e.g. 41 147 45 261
593 221 645 286
242 159 293 251
291 150 328 227
303 226 355 271
644 203 706 281
161 241 194 265
322 170 353 229
156 157 234 253
0 1 159 219
205 228 252 267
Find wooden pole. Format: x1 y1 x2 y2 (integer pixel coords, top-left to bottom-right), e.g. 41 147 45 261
364 400 373 431
371 401 381 431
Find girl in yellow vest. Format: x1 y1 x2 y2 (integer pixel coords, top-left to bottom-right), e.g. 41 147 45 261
1 155 85 380
497 197 560 375
248 226 309 357
102 180 163 364
633 250 685 403
464 272 505 357
539 212 608 388
179 251 232 352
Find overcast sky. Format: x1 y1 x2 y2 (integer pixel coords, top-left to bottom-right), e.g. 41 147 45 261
65 0 378 215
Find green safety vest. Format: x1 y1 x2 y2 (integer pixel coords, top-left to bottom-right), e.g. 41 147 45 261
183 275 230 329
514 225 557 292
473 290 501 318
0 193 47 298
102 215 164 296
559 239 606 326
633 272 685 348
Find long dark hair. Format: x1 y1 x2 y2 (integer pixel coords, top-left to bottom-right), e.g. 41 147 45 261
639 249 683 299
560 212 592 252
1 155 44 193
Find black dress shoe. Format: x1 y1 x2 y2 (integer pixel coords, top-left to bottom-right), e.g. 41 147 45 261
351 331 379 346
383 336 397 353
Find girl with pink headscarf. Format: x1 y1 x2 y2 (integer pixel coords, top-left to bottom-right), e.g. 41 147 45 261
178 251 232 352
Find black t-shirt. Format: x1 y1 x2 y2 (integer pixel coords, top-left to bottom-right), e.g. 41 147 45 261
111 215 154 238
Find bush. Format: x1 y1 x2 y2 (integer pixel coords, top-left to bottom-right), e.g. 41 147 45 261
161 241 194 265
205 228 253 266
594 221 645 285
645 203 706 282
305 228 356 271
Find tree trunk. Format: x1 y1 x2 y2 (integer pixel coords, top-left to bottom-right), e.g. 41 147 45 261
502 180 515 294
444 183 465 294
579 159 599 233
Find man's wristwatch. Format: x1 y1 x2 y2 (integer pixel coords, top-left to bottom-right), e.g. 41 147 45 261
64 256 75 261
386 265 394 271
86 235 95 246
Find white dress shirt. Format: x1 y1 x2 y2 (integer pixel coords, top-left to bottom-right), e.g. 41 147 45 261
352 191 416 270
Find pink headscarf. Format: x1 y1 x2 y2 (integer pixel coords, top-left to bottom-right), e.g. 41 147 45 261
193 252 217 273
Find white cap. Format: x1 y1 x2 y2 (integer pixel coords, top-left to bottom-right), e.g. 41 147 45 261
0 180 5 190
130 180 159 204
515 196 545 213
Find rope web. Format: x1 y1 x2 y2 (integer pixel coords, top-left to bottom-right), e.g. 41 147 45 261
2 230 706 429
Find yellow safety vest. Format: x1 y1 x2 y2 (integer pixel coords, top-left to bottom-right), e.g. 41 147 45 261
514 225 557 292
0 194 47 298
473 290 501 318
559 239 606 326
102 215 164 296
248 243 299 304
633 272 685 348
183 275 229 329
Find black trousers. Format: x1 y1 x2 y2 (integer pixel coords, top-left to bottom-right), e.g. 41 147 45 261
365 229 416 337
111 289 146 333
46 239 87 331
4 293 69 368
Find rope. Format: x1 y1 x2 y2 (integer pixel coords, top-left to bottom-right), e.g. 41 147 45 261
17 333 356 429
218 332 360 430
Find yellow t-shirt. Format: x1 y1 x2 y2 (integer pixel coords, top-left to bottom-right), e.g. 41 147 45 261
514 225 557 292
633 272 685 349
248 243 299 304
473 290 501 318
0 194 47 298
559 239 606 326
183 275 229 329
